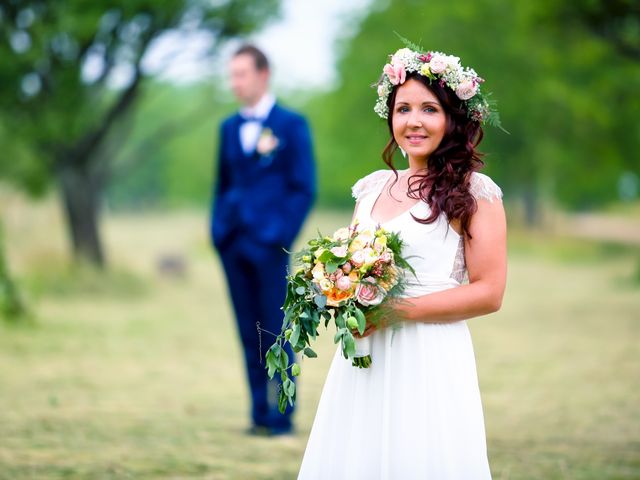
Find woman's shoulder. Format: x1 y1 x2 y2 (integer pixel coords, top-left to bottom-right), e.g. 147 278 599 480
351 169 393 201
469 171 503 203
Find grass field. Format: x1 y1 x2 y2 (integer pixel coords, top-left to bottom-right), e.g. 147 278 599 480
1 201 639 479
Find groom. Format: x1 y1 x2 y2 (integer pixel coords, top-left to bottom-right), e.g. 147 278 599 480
210 45 316 436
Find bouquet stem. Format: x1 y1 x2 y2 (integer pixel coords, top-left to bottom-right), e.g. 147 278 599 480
352 336 372 368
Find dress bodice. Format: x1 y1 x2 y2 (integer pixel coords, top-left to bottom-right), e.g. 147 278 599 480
351 169 503 297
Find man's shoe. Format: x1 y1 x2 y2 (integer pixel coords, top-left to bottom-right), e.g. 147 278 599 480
246 425 272 437
245 424 295 437
269 425 295 437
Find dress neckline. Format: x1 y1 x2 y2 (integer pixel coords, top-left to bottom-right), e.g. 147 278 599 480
368 169 423 225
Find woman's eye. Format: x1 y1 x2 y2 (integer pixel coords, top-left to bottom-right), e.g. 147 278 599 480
397 106 409 113
425 106 437 113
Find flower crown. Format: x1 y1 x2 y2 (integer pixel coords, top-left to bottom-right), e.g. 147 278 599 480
374 36 503 129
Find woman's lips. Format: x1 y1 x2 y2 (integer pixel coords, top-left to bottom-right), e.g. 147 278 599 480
406 135 427 145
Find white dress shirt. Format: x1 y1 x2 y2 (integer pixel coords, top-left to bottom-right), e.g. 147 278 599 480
239 92 276 155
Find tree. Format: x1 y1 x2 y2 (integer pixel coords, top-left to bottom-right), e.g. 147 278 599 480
0 0 281 267
553 0 640 60
0 222 25 320
306 0 640 222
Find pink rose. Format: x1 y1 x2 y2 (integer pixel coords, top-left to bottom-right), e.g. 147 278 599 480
428 55 447 74
455 80 478 100
335 276 352 291
350 250 365 267
383 62 406 86
356 278 385 307
330 246 348 258
342 262 352 274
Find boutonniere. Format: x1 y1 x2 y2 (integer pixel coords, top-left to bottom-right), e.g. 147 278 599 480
256 128 279 157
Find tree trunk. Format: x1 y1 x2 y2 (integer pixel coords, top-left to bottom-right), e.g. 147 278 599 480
56 163 106 268
0 223 26 319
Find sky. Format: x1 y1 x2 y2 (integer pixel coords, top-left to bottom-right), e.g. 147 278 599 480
140 0 373 91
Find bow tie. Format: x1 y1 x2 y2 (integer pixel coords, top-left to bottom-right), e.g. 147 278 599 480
240 114 263 123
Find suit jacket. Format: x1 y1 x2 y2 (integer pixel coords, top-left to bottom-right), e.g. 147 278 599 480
211 103 316 251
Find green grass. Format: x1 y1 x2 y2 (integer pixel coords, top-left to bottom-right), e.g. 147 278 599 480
1 205 639 479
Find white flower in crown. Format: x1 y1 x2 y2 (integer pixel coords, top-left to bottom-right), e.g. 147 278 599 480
391 48 419 70
256 127 279 156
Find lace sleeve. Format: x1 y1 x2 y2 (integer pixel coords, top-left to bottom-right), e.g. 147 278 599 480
351 169 391 201
469 172 503 203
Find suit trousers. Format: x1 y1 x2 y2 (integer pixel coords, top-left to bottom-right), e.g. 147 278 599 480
218 233 296 430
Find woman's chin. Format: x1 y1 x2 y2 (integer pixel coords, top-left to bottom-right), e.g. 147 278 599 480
401 145 432 160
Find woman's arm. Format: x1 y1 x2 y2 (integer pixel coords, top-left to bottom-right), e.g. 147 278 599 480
357 197 507 336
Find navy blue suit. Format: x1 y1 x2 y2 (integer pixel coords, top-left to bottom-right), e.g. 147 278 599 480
211 103 316 431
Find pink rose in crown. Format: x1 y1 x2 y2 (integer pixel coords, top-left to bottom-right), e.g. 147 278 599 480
383 62 406 85
455 80 478 100
428 55 448 74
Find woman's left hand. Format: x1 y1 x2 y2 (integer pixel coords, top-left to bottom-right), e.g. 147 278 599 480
351 299 412 338
352 311 388 339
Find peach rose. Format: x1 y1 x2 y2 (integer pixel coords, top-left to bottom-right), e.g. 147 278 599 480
326 288 354 307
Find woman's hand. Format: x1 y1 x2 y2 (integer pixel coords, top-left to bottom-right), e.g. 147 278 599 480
351 299 413 338
352 314 384 338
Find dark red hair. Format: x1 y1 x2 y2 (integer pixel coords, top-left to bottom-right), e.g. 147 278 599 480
382 72 485 239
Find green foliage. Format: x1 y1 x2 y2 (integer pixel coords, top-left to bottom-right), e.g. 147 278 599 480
105 81 234 209
0 0 282 264
0 0 282 191
304 0 640 211
4 0 637 217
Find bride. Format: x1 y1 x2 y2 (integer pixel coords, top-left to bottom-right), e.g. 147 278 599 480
297 44 507 479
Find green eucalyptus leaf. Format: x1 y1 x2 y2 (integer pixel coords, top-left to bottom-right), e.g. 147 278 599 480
278 390 289 414
343 331 356 359
325 261 338 274
314 295 327 309
290 322 301 347
354 308 366 335
279 349 289 371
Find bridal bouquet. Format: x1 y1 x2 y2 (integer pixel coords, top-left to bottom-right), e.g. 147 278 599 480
265 223 414 413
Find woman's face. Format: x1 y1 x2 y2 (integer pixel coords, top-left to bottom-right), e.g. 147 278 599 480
391 78 447 162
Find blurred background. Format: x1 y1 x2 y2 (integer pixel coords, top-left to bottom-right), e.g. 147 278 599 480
0 0 638 478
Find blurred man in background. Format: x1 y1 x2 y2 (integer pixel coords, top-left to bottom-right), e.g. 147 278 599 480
210 45 316 436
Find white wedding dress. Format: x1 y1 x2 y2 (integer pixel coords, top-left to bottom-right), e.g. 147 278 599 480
297 169 503 480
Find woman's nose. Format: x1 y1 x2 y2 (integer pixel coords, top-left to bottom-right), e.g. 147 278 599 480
407 112 423 128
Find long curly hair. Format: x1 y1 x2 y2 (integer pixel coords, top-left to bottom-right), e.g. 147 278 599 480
382 72 485 239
